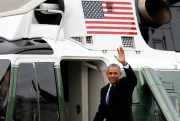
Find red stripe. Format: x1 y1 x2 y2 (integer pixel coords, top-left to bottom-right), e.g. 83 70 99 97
85 21 135 25
102 6 132 10
87 31 137 35
102 1 131 5
104 16 134 20
86 26 136 30
104 12 133 15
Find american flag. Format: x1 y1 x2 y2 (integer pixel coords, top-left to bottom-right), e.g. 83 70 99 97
82 0 137 35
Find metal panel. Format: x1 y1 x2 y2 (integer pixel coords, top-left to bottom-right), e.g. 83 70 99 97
0 0 46 17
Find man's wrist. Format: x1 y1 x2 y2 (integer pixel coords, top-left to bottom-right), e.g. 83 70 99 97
123 63 129 69
121 61 128 66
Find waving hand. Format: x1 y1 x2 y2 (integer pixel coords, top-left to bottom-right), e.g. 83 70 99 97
115 46 127 66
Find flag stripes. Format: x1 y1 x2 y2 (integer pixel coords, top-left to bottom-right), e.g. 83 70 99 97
82 0 137 35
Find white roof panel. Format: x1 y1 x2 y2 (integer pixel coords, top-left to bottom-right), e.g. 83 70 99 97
0 0 46 17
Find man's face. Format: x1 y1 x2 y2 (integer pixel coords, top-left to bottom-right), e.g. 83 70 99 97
106 67 121 84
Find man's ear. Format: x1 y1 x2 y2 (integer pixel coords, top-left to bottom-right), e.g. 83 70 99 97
119 71 122 76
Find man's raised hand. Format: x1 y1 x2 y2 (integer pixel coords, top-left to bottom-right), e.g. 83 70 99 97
115 46 127 66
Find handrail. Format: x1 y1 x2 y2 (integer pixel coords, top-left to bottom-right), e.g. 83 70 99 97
34 9 64 42
142 68 180 121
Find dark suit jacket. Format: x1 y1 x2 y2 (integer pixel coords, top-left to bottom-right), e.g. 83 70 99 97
94 65 137 121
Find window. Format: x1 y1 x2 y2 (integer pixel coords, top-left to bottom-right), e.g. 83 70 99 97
0 59 11 119
14 62 59 121
157 70 180 115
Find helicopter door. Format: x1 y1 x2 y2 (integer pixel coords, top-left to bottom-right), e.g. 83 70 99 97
61 61 105 121
87 65 105 121
66 62 83 121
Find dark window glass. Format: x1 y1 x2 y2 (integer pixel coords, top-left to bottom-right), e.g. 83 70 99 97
153 98 167 121
0 60 11 119
35 63 58 121
133 85 167 121
14 62 59 121
14 63 39 121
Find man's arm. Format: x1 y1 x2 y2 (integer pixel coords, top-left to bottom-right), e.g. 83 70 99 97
115 46 137 85
123 64 137 86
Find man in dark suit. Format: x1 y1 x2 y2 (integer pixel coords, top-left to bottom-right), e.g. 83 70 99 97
94 47 137 121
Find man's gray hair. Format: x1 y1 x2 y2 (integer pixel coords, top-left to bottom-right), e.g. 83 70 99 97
107 63 120 71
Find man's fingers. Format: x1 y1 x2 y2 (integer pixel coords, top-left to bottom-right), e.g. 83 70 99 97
120 46 123 52
120 46 122 51
115 55 121 62
117 48 120 55
120 47 124 54
117 46 122 55
114 55 118 59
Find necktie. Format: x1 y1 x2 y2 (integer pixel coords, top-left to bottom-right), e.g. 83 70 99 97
105 85 112 105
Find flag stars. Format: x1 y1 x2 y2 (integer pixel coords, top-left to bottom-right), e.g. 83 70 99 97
82 1 104 19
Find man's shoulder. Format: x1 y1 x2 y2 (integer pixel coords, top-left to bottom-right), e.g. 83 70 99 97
119 77 128 82
116 77 128 85
117 76 137 88
101 84 109 91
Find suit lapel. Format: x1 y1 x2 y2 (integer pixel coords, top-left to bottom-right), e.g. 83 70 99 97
109 84 116 105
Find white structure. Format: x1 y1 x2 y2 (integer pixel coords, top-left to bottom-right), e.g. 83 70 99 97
0 0 179 121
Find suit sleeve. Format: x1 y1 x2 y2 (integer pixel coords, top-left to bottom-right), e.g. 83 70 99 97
93 88 105 121
123 65 137 87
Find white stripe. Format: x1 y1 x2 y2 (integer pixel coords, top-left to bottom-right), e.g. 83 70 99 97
86 29 136 32
101 0 132 2
102 4 132 7
85 19 136 22
103 9 133 12
82 0 132 2
85 24 136 27
104 14 134 18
